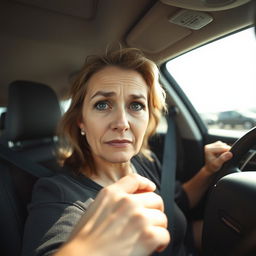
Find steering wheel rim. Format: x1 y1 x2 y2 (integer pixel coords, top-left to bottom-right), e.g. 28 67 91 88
214 126 256 182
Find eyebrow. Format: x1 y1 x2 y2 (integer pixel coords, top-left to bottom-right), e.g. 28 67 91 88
90 91 147 101
90 91 115 100
130 94 147 100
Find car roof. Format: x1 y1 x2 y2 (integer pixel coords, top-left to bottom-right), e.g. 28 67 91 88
0 0 254 106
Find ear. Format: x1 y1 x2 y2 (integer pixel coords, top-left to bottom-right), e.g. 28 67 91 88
78 123 85 131
77 118 85 131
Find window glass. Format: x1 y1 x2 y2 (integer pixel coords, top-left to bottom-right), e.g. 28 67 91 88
60 99 71 114
166 27 256 137
0 107 6 116
0 107 7 134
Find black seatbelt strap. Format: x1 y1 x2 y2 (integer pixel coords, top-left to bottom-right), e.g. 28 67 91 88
159 107 177 255
0 143 53 178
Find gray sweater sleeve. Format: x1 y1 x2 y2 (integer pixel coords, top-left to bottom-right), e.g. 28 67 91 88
21 174 98 256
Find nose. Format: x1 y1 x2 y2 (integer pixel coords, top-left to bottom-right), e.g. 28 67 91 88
110 107 130 132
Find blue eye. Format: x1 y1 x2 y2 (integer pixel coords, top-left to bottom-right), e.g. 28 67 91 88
130 102 145 111
94 101 109 110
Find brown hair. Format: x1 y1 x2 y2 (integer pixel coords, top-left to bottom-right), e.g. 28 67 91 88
58 48 166 175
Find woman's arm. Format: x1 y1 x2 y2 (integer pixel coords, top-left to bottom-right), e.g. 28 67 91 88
55 174 170 256
182 141 233 208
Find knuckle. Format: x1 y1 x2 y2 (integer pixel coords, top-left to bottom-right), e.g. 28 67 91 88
142 228 156 241
156 193 164 204
119 195 134 206
100 186 118 201
162 212 168 227
116 195 138 212
152 192 163 203
204 144 210 152
101 186 114 196
131 210 147 226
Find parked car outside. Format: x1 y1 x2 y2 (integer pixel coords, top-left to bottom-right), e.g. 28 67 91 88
200 112 218 126
218 110 256 129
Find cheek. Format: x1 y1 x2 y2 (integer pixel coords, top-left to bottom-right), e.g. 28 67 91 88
84 126 104 154
133 114 149 140
83 117 102 143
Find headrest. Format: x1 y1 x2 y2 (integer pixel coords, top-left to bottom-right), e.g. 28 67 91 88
5 81 61 142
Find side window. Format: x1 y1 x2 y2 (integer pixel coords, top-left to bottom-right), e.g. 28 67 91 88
60 99 71 114
0 107 7 134
166 27 256 138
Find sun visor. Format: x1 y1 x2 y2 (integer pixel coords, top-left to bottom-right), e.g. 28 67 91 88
126 2 192 54
160 0 251 11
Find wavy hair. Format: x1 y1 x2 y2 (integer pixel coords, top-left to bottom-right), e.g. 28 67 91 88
58 48 167 175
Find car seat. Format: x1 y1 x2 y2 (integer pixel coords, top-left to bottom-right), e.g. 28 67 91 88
0 80 62 256
3 80 61 167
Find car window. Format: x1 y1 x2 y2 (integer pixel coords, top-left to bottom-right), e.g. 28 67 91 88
165 27 256 138
0 107 6 134
0 107 6 116
60 99 71 114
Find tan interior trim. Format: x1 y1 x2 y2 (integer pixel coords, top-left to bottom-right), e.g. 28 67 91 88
126 2 192 53
126 1 254 64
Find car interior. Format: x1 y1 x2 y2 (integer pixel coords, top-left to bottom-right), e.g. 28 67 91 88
0 0 256 255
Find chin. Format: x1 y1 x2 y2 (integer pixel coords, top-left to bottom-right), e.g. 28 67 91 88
104 152 134 164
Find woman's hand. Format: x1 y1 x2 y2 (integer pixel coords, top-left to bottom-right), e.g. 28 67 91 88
183 141 233 208
203 141 233 175
55 174 170 256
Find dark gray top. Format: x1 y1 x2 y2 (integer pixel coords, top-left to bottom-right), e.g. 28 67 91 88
21 154 189 256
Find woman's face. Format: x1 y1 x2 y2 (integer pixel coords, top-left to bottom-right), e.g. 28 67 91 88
78 66 149 164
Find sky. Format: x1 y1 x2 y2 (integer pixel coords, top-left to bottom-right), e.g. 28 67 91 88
166 27 256 114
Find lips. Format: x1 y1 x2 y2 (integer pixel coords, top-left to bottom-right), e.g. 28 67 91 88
105 139 132 147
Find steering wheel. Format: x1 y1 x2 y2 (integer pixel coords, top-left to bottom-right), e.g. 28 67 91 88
214 126 256 183
202 127 256 256
203 126 256 255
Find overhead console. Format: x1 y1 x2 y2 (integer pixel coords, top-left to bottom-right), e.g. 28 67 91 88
126 0 253 60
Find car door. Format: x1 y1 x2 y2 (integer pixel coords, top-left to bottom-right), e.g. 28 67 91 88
152 26 256 216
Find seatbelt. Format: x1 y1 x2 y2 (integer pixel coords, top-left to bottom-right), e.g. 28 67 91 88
158 107 177 255
0 143 53 177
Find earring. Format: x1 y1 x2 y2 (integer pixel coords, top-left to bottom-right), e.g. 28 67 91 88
81 129 85 136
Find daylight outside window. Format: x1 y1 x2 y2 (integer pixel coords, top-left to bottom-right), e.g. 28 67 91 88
166 27 256 138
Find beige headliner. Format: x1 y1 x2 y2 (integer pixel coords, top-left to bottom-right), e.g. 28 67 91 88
0 0 254 106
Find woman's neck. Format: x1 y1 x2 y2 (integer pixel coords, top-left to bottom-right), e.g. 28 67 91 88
86 159 134 187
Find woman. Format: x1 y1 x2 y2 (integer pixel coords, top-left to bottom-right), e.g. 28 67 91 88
21 48 232 256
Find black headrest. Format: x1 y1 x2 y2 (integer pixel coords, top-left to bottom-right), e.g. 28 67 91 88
5 81 61 142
